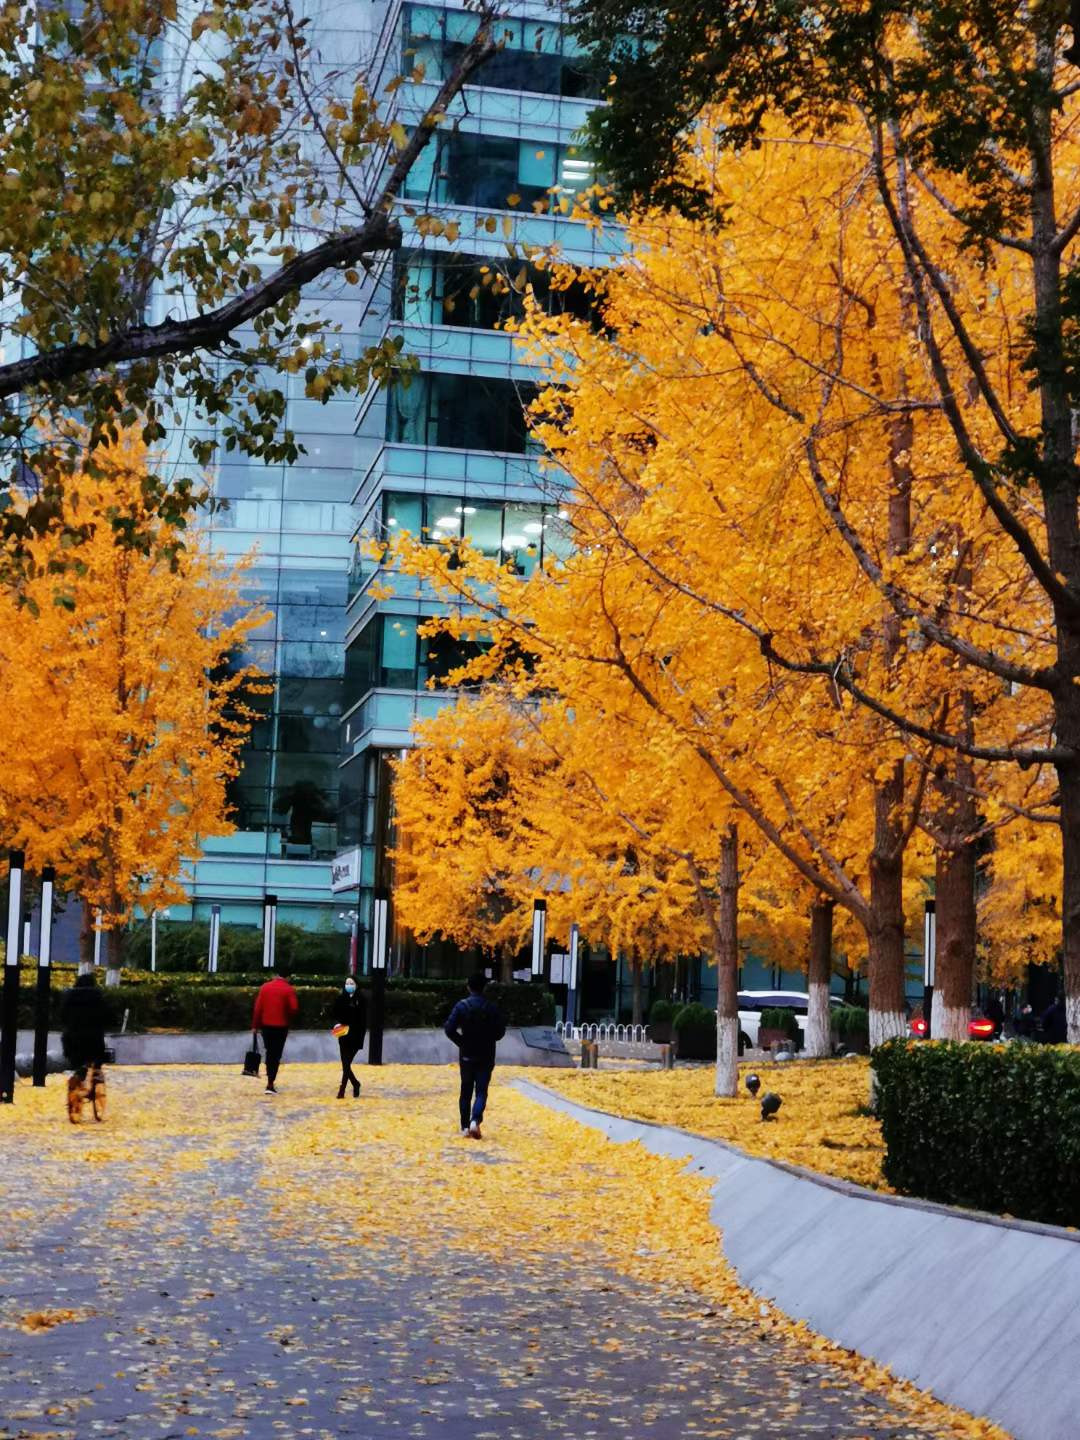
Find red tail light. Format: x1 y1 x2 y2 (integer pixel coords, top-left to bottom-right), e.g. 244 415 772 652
911 1018 928 1036
969 1019 995 1038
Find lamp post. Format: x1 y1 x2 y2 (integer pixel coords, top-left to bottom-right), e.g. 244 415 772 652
262 893 278 970
566 922 580 1029
923 899 937 1038
530 899 547 982
368 887 389 1066
0 850 25 1104
32 867 55 1088
208 904 221 974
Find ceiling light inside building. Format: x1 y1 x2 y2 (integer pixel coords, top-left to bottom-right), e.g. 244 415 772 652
523 521 543 535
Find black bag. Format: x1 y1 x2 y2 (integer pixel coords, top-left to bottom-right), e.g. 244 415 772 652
243 1032 261 1077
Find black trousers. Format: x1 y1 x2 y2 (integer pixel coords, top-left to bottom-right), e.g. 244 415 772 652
458 1058 494 1130
338 1037 362 1089
261 1026 288 1086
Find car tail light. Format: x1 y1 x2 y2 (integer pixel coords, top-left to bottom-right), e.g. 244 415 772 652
969 1019 995 1038
910 1018 928 1037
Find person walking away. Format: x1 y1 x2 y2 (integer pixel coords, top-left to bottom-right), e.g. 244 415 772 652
252 968 299 1094
330 977 366 1098
60 972 109 1103
444 972 506 1139
1040 992 1067 1044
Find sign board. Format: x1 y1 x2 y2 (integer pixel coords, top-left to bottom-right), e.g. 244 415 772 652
330 847 362 894
549 951 569 985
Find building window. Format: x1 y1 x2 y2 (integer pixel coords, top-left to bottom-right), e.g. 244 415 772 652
402 5 606 99
385 373 539 454
402 132 600 213
392 251 603 331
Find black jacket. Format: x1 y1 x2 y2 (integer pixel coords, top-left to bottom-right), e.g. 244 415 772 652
60 977 108 1067
444 993 506 1066
330 987 367 1047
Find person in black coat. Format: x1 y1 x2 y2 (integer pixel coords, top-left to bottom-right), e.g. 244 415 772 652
444 973 506 1139
60 973 108 1076
330 978 366 1098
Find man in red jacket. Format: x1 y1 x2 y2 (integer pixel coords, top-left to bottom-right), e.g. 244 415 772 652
252 969 299 1094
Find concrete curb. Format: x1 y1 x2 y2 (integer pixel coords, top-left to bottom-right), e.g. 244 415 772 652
514 1078 1080 1440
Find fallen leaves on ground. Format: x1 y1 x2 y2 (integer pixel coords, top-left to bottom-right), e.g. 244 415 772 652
532 1057 887 1188
0 1062 1005 1440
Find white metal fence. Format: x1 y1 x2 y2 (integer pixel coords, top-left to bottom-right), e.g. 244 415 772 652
555 1021 649 1044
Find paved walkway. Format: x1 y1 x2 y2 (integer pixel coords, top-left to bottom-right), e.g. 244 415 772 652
0 1066 993 1439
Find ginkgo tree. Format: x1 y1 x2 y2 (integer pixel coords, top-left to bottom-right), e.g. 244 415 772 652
568 1 1080 1039
0 433 267 979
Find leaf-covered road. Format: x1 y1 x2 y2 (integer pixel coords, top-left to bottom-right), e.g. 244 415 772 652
0 1066 1002 1439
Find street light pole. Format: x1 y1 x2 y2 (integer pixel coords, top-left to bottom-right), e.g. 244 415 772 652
32 867 54 1088
530 899 547 983
262 893 278 971
368 887 389 1066
567 922 580 1028
0 850 25 1104
150 910 157 973
208 904 221 974
923 899 937 1038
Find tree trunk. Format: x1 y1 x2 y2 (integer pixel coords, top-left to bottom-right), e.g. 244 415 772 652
932 841 976 1040
630 958 643 1027
805 898 834 1057
105 927 125 988
1059 761 1080 1042
497 947 513 984
78 908 95 975
715 823 740 1097
868 763 908 1047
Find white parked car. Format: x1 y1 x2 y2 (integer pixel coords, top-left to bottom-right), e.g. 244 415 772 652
737 990 845 1053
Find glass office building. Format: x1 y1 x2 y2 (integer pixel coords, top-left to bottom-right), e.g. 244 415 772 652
338 0 615 972
165 0 613 963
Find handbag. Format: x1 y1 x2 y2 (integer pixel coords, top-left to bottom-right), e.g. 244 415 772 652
243 1031 261 1077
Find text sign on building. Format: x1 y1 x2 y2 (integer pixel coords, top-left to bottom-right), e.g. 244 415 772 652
330 848 362 893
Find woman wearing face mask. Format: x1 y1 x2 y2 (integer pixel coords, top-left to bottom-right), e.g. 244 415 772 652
330 977 367 1098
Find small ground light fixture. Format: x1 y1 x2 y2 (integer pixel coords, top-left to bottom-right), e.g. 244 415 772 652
760 1092 782 1122
744 1072 761 1098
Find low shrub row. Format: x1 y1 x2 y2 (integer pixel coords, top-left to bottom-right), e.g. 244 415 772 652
124 921 347 976
872 1038 1080 1227
17 977 554 1033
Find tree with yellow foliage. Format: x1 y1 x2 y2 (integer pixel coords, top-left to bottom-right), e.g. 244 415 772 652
0 435 266 978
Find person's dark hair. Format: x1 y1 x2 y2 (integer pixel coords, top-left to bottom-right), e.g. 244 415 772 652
277 966 293 979
74 972 96 988
467 972 488 994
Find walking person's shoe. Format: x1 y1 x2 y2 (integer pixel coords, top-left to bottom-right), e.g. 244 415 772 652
351 1079 361 1097
336 1082 346 1099
460 1126 470 1137
265 1083 277 1094
468 1120 482 1140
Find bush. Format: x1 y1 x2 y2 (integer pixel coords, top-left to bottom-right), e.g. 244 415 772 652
833 1006 870 1040
759 1007 801 1041
872 1038 1080 1227
124 921 346 976
673 1001 716 1060
18 975 554 1032
649 998 677 1025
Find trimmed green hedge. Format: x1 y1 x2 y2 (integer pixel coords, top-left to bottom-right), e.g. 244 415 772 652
832 1005 870 1040
673 1001 717 1060
649 998 678 1025
872 1038 1080 1227
124 921 346 976
17 977 554 1033
759 1007 801 1042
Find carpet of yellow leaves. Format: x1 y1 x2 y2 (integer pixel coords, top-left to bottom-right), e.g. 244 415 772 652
532 1057 888 1189
0 1063 1003 1439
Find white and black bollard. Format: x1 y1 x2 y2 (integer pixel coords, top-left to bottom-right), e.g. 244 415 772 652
208 904 221 974
32 867 54 1088
0 850 25 1104
261 893 277 970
